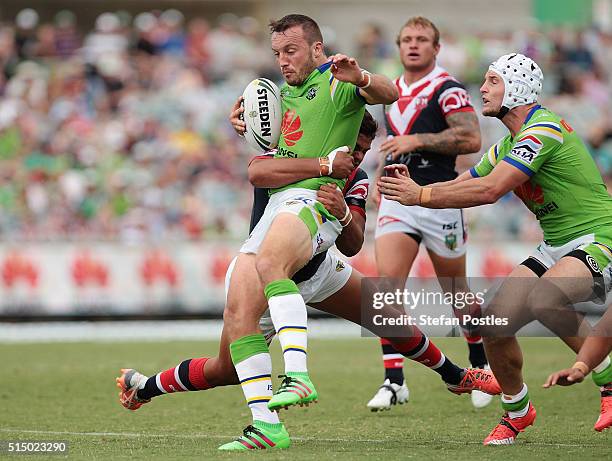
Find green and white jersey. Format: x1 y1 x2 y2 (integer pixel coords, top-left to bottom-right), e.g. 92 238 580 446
471 105 612 246
272 61 366 194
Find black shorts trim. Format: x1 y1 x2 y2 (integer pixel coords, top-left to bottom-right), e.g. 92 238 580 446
520 257 547 278
405 232 422 244
564 249 606 301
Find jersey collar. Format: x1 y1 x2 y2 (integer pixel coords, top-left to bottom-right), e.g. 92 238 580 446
317 61 332 73
399 65 447 94
524 104 542 125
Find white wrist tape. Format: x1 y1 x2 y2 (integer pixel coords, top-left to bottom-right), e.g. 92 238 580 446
326 146 350 176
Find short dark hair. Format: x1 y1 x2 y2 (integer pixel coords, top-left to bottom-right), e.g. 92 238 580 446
269 14 323 45
396 16 440 47
359 110 378 140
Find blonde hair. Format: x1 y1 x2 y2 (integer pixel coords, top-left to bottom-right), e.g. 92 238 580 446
396 16 440 46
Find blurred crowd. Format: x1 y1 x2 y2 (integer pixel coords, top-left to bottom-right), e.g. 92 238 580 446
0 8 611 244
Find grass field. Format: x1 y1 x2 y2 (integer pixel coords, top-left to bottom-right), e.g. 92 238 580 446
1 337 610 459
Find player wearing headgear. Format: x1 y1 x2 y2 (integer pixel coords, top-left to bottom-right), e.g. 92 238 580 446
378 52 612 443
367 16 490 412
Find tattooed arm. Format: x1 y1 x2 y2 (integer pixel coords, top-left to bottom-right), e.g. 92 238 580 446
380 111 482 159
416 111 481 155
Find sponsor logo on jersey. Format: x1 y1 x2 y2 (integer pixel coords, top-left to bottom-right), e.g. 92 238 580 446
335 260 345 272
515 181 545 205
419 158 430 168
510 134 543 165
306 86 318 100
442 221 458 230
445 233 457 251
281 110 303 147
534 201 559 218
438 87 472 115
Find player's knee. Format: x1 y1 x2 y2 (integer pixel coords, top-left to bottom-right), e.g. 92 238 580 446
525 283 564 318
483 336 511 350
223 300 256 337
255 253 282 284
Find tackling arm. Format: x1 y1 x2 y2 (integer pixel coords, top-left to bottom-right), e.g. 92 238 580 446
425 162 529 208
248 157 320 188
379 161 530 208
335 211 365 257
248 150 354 188
316 183 366 257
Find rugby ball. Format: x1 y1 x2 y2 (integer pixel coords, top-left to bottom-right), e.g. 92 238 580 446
242 78 281 152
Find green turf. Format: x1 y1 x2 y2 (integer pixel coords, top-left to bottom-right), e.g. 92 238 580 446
0 337 609 460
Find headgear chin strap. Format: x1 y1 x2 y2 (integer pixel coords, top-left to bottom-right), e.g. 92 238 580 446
488 53 543 119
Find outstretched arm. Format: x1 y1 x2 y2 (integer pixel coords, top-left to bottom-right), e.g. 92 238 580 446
329 53 398 105
378 162 528 209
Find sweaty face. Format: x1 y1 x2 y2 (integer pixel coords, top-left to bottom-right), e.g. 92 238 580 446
352 134 373 168
480 70 505 117
397 25 439 72
271 26 319 86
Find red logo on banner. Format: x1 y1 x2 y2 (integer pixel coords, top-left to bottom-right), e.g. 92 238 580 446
2 251 38 288
210 249 233 285
481 250 514 278
71 251 109 287
141 250 179 287
412 254 436 278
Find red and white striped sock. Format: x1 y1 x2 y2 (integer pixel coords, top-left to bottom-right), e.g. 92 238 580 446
137 358 211 400
387 326 464 385
380 338 404 385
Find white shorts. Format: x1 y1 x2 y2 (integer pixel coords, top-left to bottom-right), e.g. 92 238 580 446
527 233 612 303
224 251 352 342
240 188 342 257
375 196 467 258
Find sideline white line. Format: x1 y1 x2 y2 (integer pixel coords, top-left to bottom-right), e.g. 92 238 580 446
0 320 362 343
0 428 605 448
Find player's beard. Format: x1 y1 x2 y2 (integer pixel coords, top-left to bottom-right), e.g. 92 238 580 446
290 53 318 86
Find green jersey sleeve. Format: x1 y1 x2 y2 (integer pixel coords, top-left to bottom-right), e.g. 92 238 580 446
470 138 504 178
502 121 563 177
329 76 365 115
